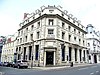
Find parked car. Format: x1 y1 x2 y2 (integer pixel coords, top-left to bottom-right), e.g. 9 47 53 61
3 62 9 67
8 62 14 67
13 60 28 69
0 62 3 66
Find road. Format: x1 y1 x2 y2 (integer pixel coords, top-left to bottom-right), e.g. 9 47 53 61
0 64 100 75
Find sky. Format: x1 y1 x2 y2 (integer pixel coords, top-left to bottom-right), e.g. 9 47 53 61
0 0 100 36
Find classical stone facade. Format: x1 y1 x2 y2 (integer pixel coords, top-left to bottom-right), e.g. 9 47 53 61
86 24 100 63
16 5 88 67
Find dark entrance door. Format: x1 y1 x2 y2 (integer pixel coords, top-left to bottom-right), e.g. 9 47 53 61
46 51 54 65
94 55 97 63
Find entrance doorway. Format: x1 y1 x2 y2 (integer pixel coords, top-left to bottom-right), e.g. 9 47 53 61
94 55 97 63
46 51 54 65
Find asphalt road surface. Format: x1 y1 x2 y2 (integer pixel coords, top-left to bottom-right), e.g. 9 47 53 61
0 64 100 75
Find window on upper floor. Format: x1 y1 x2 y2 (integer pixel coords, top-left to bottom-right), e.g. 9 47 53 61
78 31 80 35
74 29 76 34
26 28 28 32
25 36 27 42
74 37 76 41
79 39 81 44
62 32 65 39
48 29 54 34
31 25 34 30
20 38 22 43
49 19 54 25
68 26 71 31
18 31 20 36
37 32 40 39
21 30 23 35
62 22 65 28
82 33 84 37
69 35 71 41
30 34 33 41
83 40 85 46
17 39 19 44
37 22 40 28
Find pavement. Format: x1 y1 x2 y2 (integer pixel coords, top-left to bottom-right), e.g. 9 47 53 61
31 63 94 70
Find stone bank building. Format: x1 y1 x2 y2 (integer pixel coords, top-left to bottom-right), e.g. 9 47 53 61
16 5 88 67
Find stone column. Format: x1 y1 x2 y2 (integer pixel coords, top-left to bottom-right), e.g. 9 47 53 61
44 51 46 67
81 50 83 63
65 45 69 63
77 48 80 63
26 46 29 61
72 47 75 63
54 51 56 66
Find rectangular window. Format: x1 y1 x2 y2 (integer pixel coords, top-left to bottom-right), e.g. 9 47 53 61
79 39 81 44
30 34 33 41
68 26 71 31
78 31 80 35
74 29 76 33
83 40 85 46
74 37 76 41
48 29 54 34
37 32 40 39
18 31 20 36
37 22 40 28
69 35 71 41
35 45 39 60
49 19 54 25
31 25 34 30
25 36 27 42
17 39 19 44
62 32 65 39
21 30 23 35
82 33 84 37
62 22 65 28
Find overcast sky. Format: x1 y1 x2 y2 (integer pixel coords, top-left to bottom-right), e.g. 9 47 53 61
0 0 100 36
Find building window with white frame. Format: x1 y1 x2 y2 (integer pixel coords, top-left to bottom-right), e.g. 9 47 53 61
79 39 81 44
48 29 54 34
37 22 40 28
69 35 71 41
83 40 85 46
74 37 76 41
49 19 54 25
30 34 33 41
62 22 65 28
74 29 76 34
21 30 23 35
25 36 27 42
68 26 71 32
31 25 34 30
78 31 80 35
88 43 90 47
20 38 22 43
62 32 65 39
37 32 40 39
